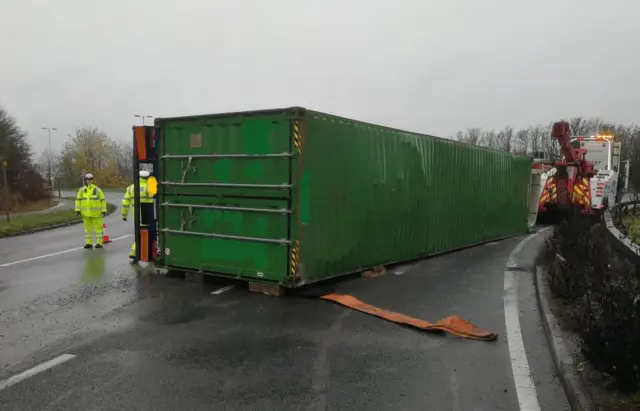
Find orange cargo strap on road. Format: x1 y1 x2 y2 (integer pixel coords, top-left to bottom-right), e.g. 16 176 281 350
320 294 498 342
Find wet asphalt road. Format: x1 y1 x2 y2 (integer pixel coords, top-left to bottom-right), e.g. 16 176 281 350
0 196 571 411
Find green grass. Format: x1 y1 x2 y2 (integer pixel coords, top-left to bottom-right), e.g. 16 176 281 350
9 199 58 213
0 203 116 237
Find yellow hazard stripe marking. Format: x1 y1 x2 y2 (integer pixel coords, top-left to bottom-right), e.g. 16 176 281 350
291 240 300 276
293 121 302 155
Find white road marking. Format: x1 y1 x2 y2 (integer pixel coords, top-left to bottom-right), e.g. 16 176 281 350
211 285 235 295
0 235 132 267
0 354 76 391
110 235 132 242
506 227 552 269
504 232 546 411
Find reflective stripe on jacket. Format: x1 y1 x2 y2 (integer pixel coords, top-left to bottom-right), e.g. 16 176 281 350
121 179 154 219
75 184 107 218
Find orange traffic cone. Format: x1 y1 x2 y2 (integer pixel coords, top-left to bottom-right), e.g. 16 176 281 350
102 223 111 244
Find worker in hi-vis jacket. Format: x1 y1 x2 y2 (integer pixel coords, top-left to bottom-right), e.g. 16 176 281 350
121 170 154 260
75 173 107 249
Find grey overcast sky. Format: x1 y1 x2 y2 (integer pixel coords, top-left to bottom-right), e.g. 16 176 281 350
1 0 639 154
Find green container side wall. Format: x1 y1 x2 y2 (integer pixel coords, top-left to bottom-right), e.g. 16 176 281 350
155 111 293 282
295 111 530 284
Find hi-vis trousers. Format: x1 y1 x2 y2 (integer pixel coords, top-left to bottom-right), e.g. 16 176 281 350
83 217 104 246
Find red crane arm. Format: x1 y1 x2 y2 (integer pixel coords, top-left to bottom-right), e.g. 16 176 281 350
551 121 576 162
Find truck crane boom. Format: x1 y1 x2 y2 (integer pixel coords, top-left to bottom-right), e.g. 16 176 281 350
551 121 576 163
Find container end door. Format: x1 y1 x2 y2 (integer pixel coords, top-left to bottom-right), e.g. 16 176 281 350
158 113 293 283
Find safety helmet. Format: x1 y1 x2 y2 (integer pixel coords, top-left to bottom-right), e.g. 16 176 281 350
84 173 94 180
139 170 150 178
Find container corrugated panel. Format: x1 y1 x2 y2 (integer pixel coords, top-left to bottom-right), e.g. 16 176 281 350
155 107 531 287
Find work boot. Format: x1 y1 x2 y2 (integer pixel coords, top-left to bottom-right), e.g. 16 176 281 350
95 244 103 249
84 244 93 249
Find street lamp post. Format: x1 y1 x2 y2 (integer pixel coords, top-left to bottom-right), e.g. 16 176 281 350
41 126 57 189
134 115 153 126
2 160 9 222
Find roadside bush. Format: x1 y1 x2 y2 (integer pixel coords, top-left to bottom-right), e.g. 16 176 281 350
544 217 640 392
0 105 51 208
618 206 640 244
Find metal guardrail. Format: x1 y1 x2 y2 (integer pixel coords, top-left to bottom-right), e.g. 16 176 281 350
604 199 640 258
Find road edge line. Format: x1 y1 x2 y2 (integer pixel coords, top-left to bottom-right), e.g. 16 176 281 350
0 354 76 391
0 235 131 267
504 231 542 411
534 265 596 411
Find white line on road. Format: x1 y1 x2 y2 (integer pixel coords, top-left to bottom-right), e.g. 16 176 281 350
0 354 76 391
504 232 542 411
0 235 132 267
211 285 235 295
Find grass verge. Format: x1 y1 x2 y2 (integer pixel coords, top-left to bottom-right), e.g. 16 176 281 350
0 203 116 238
3 199 58 213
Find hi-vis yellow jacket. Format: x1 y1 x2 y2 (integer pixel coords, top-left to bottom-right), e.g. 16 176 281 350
75 184 107 218
121 179 154 219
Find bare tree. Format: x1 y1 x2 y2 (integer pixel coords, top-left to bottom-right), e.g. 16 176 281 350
515 129 529 154
527 125 546 154
453 118 640 172
113 141 133 180
454 128 484 146
38 146 57 187
569 117 585 136
56 127 132 188
468 128 483 146
582 117 604 135
496 125 513 152
480 130 499 149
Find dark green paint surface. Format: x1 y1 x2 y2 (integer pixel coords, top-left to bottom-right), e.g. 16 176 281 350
155 108 531 286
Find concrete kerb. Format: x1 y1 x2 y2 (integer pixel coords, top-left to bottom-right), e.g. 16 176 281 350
507 224 596 411
0 202 118 239
534 266 597 411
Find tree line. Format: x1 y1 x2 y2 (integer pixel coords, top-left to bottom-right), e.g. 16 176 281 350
0 104 133 209
453 116 640 190
39 127 133 189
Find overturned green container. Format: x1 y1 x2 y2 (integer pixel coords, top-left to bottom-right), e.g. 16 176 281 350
155 107 531 287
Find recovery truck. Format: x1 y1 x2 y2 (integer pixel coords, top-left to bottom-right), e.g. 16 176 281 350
537 121 618 222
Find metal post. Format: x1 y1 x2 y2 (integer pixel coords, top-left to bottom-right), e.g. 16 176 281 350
47 128 52 188
41 127 57 189
133 129 141 261
2 161 9 223
57 177 61 198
